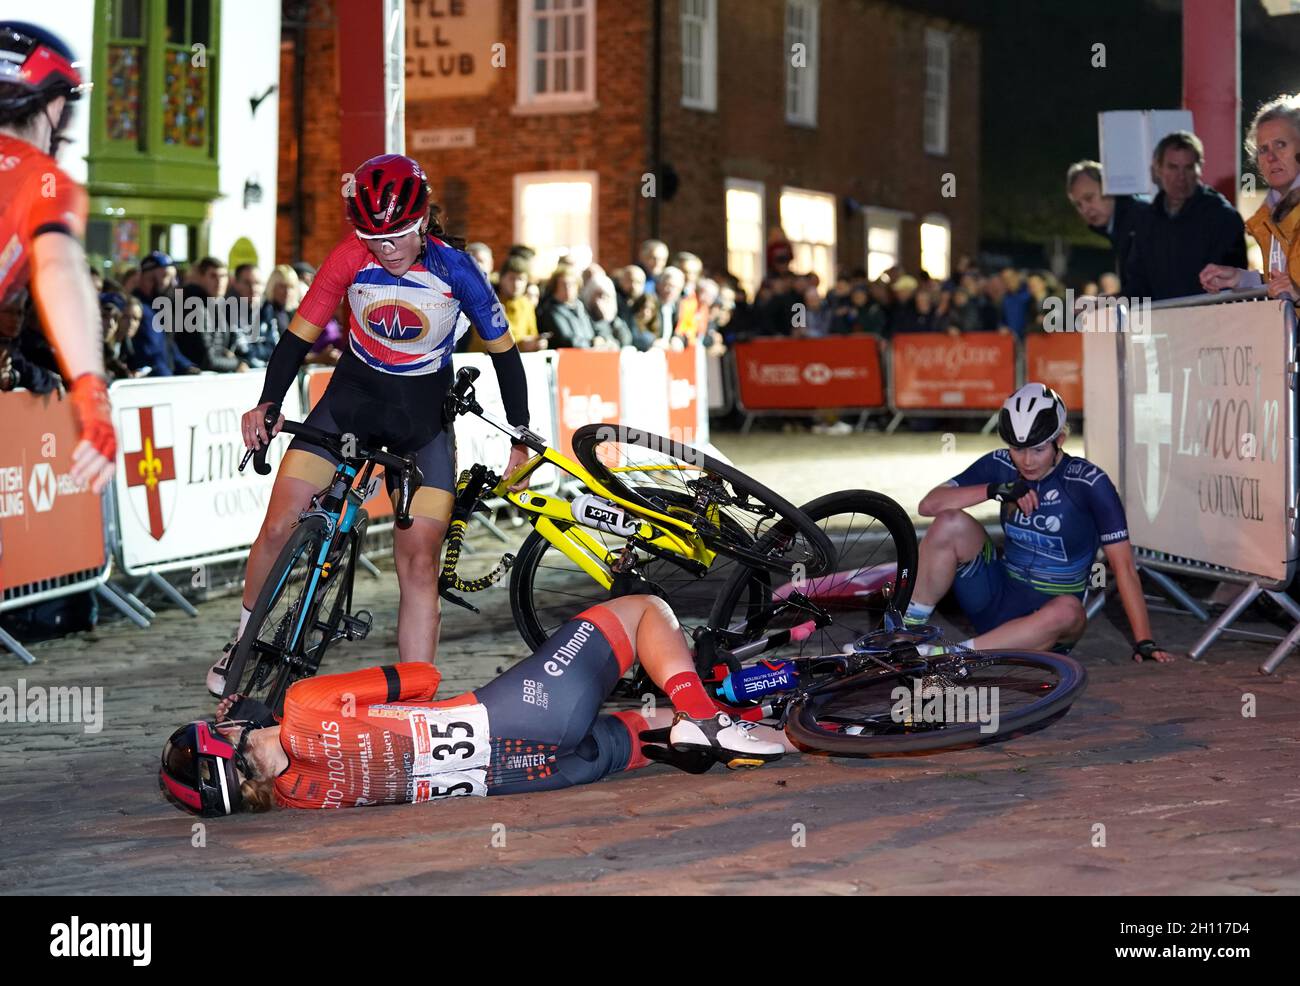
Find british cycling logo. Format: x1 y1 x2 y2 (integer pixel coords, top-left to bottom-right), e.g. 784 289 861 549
362 299 430 341
49 916 150 966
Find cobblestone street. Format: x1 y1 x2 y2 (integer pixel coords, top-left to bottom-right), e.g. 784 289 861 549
3 433 1299 895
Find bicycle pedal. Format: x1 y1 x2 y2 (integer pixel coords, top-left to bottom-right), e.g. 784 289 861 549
341 609 373 641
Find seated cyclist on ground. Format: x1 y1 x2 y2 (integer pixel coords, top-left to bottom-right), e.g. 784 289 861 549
904 383 1174 664
164 595 791 816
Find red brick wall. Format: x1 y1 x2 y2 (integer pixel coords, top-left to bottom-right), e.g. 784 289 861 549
277 0 980 278
657 0 980 282
277 1 346 267
401 1 652 267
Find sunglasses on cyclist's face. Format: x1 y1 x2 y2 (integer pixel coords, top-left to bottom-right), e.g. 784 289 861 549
355 224 422 258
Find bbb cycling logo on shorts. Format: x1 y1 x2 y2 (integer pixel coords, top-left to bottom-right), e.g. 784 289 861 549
361 299 430 342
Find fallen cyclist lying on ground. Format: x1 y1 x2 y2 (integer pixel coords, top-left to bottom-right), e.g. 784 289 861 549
161 595 791 815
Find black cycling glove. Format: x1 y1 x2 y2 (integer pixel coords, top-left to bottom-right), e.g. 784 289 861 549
987 478 1030 503
1133 639 1163 661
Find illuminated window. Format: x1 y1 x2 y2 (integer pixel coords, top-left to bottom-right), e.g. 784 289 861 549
785 0 819 126
681 0 717 110
518 0 596 106
865 209 902 281
920 214 951 280
780 187 836 288
923 29 950 155
725 179 764 299
513 171 598 278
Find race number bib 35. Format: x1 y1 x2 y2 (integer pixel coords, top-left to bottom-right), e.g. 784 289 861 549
408 704 491 775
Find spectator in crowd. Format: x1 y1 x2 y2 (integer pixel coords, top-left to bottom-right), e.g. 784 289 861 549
1066 160 1150 291
305 297 347 366
89 266 104 292
119 265 140 298
1026 271 1059 332
671 251 704 341
1201 94 1300 301
227 262 265 362
693 277 722 347
469 255 544 353
176 256 248 372
944 280 988 334
998 267 1033 338
889 275 923 333
767 232 794 278
1099 271 1121 296
538 263 598 348
100 292 133 380
1081 279 1100 296
630 292 660 345
1125 130 1247 301
249 264 298 364
794 285 833 337
581 272 637 349
525 280 540 308
638 239 668 295
613 264 646 327
128 251 199 377
291 261 316 309
653 265 686 343
466 242 494 281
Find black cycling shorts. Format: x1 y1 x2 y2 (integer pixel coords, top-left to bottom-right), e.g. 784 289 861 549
477 608 645 794
288 371 456 504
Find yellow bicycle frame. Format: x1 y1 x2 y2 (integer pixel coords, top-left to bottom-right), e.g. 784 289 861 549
491 445 722 591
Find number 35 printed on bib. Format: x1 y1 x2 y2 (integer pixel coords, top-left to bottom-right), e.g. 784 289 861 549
407 705 491 801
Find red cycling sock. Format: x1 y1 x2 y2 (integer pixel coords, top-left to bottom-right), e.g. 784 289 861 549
664 671 717 719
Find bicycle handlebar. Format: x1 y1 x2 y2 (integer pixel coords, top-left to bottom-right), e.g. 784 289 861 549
239 404 421 529
443 367 550 454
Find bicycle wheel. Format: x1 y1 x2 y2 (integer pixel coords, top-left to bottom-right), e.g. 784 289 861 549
784 649 1087 756
570 424 834 580
302 511 368 675
222 515 331 713
708 490 918 666
509 487 764 650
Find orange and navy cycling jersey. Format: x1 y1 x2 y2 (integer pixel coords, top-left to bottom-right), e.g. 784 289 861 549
0 134 88 306
295 234 513 377
273 606 650 809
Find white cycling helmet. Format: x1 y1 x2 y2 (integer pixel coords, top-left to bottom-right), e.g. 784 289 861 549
998 383 1066 449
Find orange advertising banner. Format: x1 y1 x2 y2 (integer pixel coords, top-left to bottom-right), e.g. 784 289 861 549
553 349 621 460
734 337 885 410
0 389 106 591
301 368 393 520
665 346 701 446
1025 332 1085 411
891 333 1017 410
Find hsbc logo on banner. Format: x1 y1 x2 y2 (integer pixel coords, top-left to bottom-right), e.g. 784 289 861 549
27 462 56 512
121 405 179 541
803 362 832 385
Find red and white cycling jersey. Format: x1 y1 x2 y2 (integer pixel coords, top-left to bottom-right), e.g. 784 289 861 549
296 234 511 376
0 134 88 307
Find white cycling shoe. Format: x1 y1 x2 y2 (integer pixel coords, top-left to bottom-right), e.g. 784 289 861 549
669 711 784 769
207 641 235 699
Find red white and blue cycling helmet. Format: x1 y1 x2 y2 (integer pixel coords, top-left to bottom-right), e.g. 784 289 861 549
346 153 431 238
160 720 251 817
998 382 1067 449
0 22 86 111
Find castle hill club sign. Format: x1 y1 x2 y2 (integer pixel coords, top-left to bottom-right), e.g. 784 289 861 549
405 0 500 100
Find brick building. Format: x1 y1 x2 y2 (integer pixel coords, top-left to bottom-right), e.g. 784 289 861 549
278 0 980 297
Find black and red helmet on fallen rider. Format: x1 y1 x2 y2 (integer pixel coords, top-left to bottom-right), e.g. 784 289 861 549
345 153 431 238
0 22 86 114
159 719 253 817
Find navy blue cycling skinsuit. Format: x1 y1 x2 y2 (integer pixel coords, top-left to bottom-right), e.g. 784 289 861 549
944 450 1130 635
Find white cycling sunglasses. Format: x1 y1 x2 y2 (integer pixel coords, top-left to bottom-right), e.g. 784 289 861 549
354 221 423 255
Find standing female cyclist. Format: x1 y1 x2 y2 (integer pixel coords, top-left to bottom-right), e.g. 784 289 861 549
208 154 531 695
